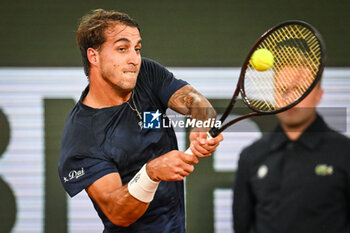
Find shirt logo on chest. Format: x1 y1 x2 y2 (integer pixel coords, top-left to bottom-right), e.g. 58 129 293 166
315 164 333 176
257 164 268 179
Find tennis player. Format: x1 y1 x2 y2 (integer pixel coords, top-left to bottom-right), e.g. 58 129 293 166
58 9 223 233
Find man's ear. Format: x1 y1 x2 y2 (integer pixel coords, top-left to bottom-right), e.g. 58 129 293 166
315 86 324 105
87 48 98 65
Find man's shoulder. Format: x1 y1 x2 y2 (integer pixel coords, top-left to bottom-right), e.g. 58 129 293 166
61 103 97 151
324 128 350 150
315 115 350 147
243 132 272 151
239 133 272 162
63 103 94 133
139 57 169 75
141 57 161 66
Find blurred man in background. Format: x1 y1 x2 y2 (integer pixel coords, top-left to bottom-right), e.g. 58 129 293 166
233 72 350 233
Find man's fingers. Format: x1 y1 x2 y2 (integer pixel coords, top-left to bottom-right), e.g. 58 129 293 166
208 133 224 145
172 162 193 178
182 163 194 174
181 152 199 164
192 140 211 154
190 143 211 158
196 132 208 145
194 140 220 153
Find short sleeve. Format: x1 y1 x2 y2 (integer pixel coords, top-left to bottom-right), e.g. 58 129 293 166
58 107 118 197
141 58 188 107
58 153 117 197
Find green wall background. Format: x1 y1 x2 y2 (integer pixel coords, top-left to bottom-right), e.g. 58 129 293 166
0 0 349 67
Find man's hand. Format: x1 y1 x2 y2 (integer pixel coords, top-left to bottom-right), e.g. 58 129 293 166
188 131 223 158
146 150 199 182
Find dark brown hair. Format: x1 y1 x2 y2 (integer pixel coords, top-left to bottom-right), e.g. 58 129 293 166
76 9 140 77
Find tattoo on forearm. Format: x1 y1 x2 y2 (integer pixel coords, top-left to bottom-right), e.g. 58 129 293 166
169 85 216 120
169 88 199 109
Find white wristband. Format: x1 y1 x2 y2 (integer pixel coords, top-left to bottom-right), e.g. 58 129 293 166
128 164 160 203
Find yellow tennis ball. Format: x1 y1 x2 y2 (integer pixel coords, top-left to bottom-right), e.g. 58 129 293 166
250 48 274 71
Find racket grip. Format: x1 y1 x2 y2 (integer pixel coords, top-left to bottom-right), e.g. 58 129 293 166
184 132 213 155
208 127 219 138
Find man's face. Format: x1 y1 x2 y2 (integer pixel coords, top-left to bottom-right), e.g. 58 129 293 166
276 86 323 128
96 23 142 93
274 66 314 108
274 66 323 128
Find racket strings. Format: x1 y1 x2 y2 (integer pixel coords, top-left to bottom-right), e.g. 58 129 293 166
285 27 320 74
244 23 322 112
274 26 318 102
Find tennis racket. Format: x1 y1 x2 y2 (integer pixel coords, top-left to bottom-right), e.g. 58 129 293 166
185 20 326 154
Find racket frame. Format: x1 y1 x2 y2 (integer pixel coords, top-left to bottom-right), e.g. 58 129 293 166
209 20 326 137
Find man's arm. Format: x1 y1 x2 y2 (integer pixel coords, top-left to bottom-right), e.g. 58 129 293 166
86 172 148 227
168 84 216 121
168 84 223 156
86 150 199 227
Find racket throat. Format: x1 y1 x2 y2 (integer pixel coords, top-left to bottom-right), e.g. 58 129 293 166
210 87 241 137
217 111 260 136
219 87 240 123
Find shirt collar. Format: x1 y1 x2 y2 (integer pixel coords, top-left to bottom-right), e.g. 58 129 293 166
269 125 289 151
297 114 329 149
269 114 329 151
79 85 89 103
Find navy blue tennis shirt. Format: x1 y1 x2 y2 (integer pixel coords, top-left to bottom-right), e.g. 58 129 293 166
58 58 188 232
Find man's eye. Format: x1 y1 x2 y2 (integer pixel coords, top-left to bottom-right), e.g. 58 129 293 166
294 86 302 91
118 48 126 52
279 85 287 92
135 48 142 53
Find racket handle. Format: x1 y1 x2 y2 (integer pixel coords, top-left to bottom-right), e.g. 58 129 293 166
184 132 213 155
208 127 220 138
